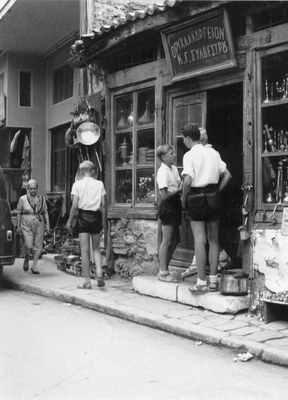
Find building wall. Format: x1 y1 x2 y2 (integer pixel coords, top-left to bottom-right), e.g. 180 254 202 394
0 53 8 94
5 52 46 194
87 0 158 31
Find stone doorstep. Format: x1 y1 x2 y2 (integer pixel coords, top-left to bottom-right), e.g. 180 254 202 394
132 276 249 315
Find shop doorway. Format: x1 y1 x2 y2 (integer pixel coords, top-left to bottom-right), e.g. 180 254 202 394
206 83 243 264
167 82 243 268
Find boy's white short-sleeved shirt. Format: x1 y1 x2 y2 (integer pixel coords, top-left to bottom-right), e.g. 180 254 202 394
71 176 106 211
182 144 227 187
157 163 180 193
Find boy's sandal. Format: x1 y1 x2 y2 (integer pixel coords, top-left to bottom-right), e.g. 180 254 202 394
181 266 197 279
158 272 179 283
189 283 209 293
77 281 92 289
209 281 219 292
97 276 105 288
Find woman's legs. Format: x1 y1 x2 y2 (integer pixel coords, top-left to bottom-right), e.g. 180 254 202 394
79 232 91 283
32 222 45 272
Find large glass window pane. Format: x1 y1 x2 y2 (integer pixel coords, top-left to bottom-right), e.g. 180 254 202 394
137 129 155 165
115 94 133 131
116 170 132 203
136 169 155 203
137 89 154 125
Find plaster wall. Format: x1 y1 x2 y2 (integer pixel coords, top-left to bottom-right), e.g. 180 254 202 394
253 228 288 293
5 52 46 194
0 53 8 94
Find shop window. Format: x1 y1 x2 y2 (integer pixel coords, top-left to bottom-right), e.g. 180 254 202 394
0 128 31 209
19 71 31 107
53 64 73 104
51 125 78 196
257 45 288 212
112 87 155 209
106 39 159 73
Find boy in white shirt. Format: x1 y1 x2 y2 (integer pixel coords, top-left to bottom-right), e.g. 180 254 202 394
66 161 107 289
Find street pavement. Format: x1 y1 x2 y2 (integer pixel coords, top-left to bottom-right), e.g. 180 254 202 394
2 256 288 368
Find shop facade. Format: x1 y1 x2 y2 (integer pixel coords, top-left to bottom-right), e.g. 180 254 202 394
70 1 288 304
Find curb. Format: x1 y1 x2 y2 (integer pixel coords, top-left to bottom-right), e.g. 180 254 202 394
6 279 288 368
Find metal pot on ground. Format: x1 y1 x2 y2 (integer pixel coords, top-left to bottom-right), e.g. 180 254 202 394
220 269 249 296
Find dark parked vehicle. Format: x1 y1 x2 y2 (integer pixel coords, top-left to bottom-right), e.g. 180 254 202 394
0 166 15 279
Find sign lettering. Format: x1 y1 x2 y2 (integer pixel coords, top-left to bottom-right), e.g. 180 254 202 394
161 8 237 82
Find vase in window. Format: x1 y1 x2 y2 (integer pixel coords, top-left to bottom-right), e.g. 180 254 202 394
138 101 153 124
117 110 127 130
119 138 128 165
127 104 133 127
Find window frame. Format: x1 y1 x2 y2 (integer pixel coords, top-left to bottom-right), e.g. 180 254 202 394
52 63 73 105
109 81 157 219
254 43 288 222
18 69 32 108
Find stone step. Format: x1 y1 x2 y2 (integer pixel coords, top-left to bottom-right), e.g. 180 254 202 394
132 276 249 315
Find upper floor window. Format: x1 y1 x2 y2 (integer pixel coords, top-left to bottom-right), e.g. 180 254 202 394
19 71 31 107
254 4 288 31
53 64 73 104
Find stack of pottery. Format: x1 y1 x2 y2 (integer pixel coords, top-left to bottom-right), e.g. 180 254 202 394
139 147 148 164
146 149 155 164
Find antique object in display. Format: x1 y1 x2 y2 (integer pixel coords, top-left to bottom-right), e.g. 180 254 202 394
119 138 128 165
117 110 127 130
138 101 153 124
265 192 274 203
282 187 288 203
264 79 269 103
76 122 102 170
76 122 100 145
276 76 288 100
237 216 250 240
138 147 148 164
240 192 249 216
220 270 249 296
127 104 133 126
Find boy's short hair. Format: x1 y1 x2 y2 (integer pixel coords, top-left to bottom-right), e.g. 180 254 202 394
181 122 200 141
156 144 174 161
79 160 95 172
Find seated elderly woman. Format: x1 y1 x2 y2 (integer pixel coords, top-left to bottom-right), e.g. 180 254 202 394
17 179 50 274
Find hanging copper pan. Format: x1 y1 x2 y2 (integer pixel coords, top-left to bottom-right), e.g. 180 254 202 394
76 122 100 145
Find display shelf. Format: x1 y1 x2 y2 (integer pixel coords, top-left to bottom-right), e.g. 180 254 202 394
261 98 288 108
262 151 288 157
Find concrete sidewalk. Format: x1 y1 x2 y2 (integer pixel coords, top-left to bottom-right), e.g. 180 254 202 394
2 256 288 368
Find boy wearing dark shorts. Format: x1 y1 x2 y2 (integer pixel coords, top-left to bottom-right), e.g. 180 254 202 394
181 123 231 293
66 161 107 289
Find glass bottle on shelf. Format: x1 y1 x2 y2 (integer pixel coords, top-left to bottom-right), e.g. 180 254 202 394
117 110 127 130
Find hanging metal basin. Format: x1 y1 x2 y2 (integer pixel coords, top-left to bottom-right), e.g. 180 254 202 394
76 122 100 145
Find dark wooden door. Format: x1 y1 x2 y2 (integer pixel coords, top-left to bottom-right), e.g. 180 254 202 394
167 90 207 267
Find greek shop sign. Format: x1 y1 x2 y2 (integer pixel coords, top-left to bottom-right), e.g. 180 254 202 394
161 8 237 82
